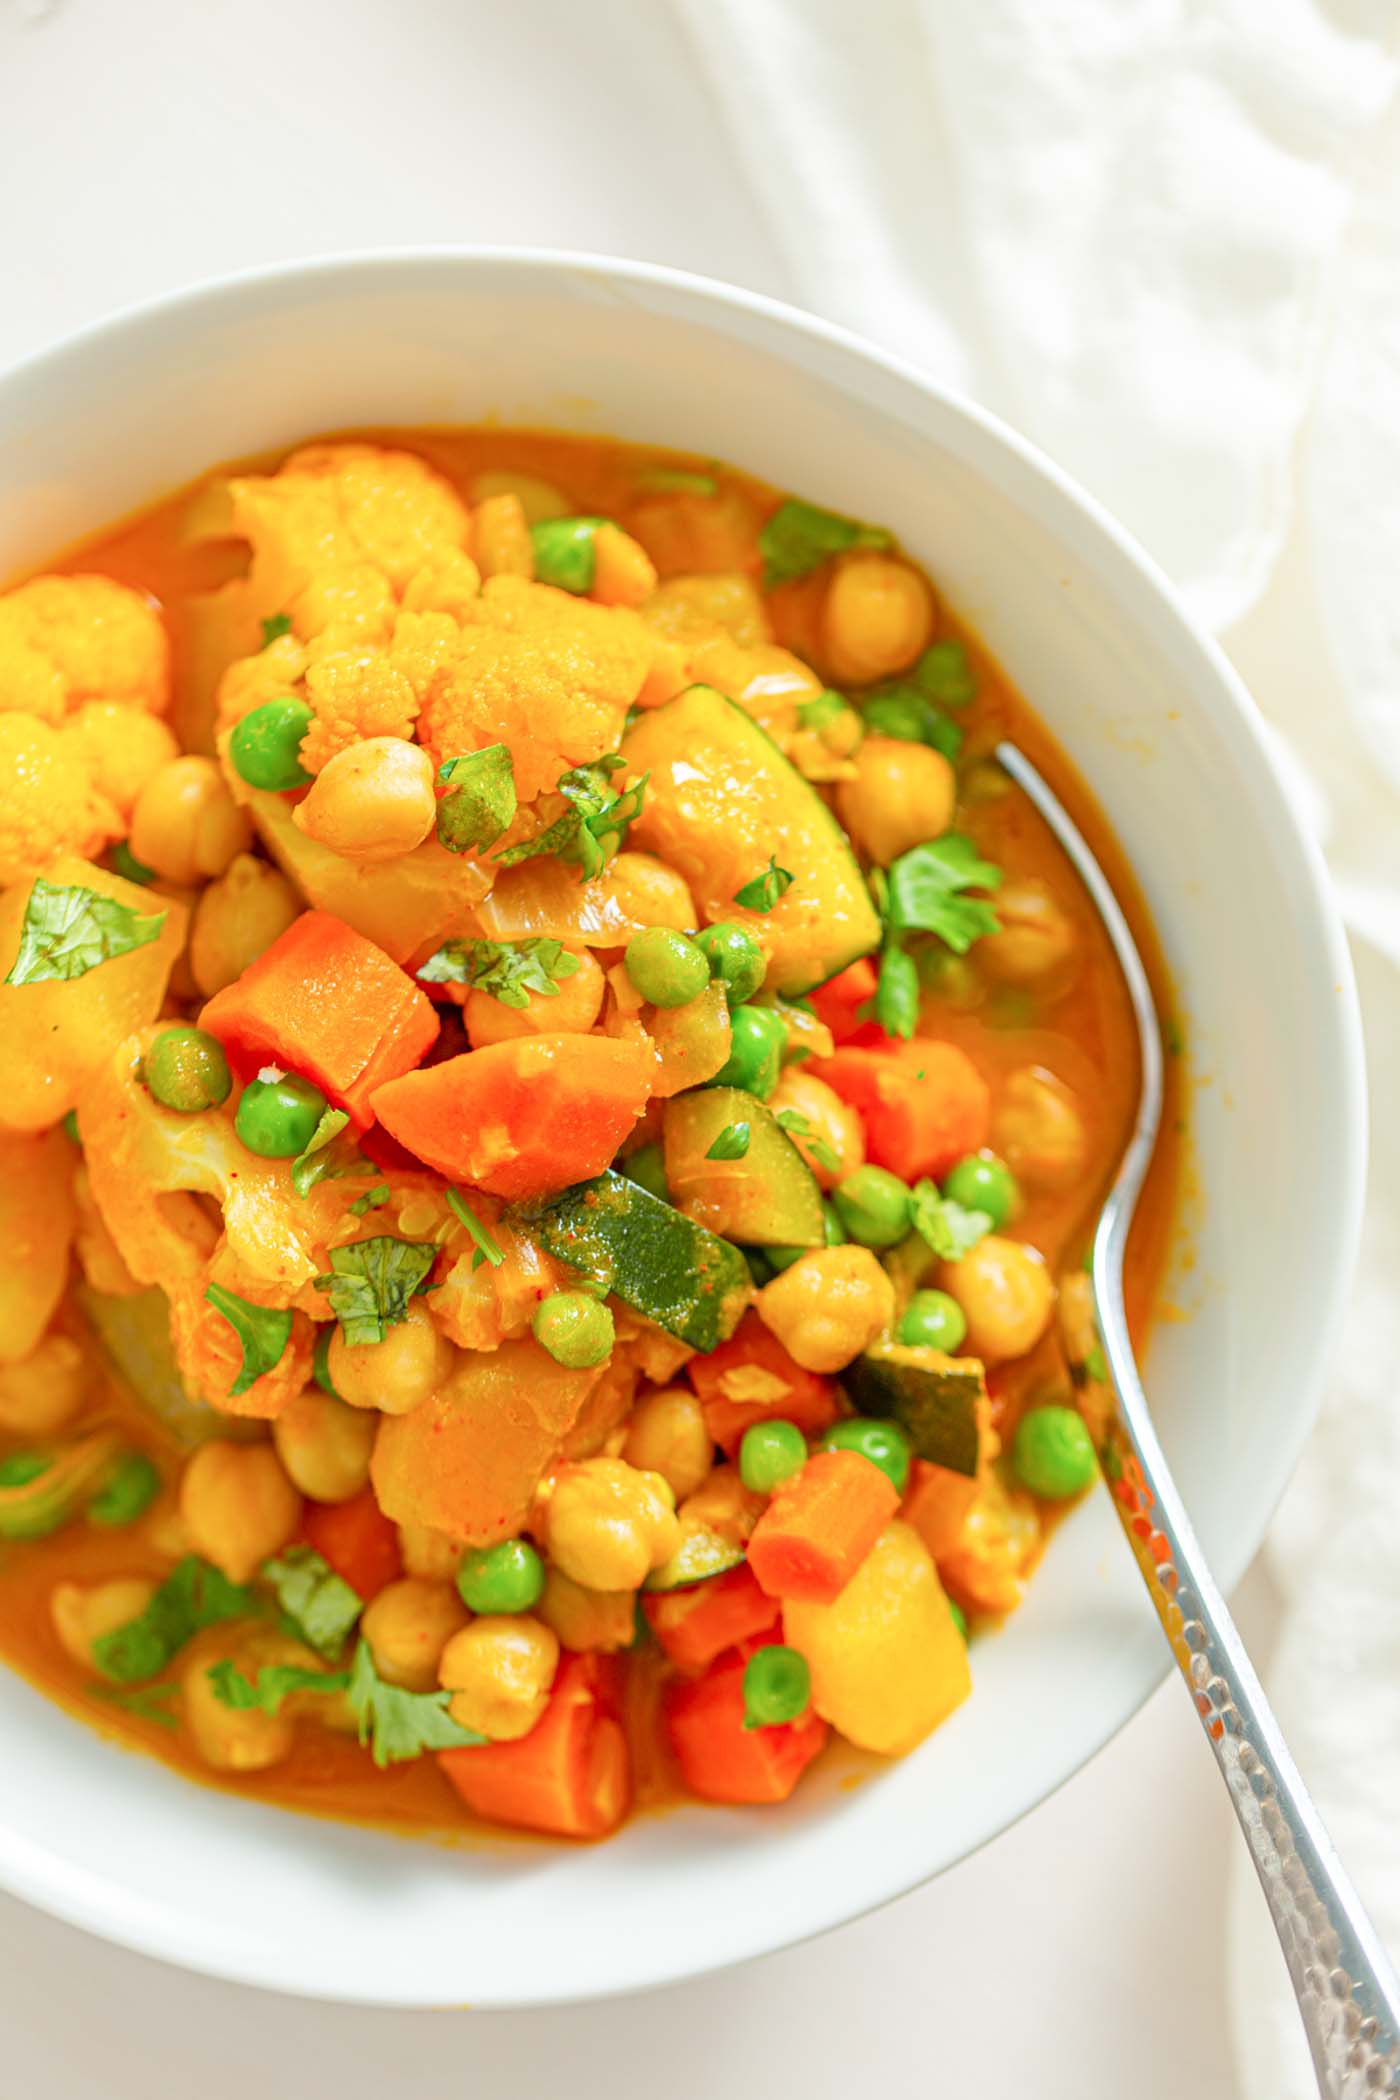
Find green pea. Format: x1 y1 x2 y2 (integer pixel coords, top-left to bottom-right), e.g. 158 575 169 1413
110 838 156 886
831 1165 911 1249
948 1598 969 1642
621 1141 668 1203
234 1071 328 1158
625 925 709 1008
142 1026 232 1114
742 1644 811 1729
456 1537 545 1614
712 1004 786 1100
88 1453 161 1528
913 638 976 705
530 516 605 593
695 921 766 1006
533 1290 615 1369
312 1324 341 1399
822 1416 911 1495
228 697 315 793
942 1151 1019 1230
1012 1405 1097 1499
899 1289 968 1353
739 1420 807 1495
767 1200 847 1273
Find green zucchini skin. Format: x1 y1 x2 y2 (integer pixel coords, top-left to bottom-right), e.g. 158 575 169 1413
663 1087 825 1248
644 1529 745 1592
843 1343 986 1476
527 1169 751 1354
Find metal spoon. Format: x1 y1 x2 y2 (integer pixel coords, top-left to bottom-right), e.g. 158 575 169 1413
996 739 1400 2098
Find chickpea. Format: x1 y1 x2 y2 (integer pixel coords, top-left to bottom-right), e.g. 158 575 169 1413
993 1066 1088 1191
468 470 570 524
438 1614 560 1741
546 1456 681 1592
622 1386 714 1502
605 851 696 932
757 1244 895 1374
179 1441 301 1583
464 947 604 1049
940 1235 1055 1365
822 554 935 685
51 1577 156 1669
591 524 658 608
272 1385 376 1502
835 737 957 867
977 880 1078 987
189 852 301 998
536 1567 636 1654
768 1069 864 1190
62 702 179 820
327 1298 454 1416
473 493 534 579
397 1519 466 1581
677 1462 766 1547
0 1332 86 1437
362 1577 469 1692
293 736 436 863
129 755 252 885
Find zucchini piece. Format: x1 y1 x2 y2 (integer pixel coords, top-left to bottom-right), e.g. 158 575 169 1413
663 1086 825 1247
621 684 881 995
644 1529 745 1592
528 1169 750 1353
843 1342 987 1477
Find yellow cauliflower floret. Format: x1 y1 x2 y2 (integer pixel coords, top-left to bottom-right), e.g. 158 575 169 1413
227 442 470 608
166 1273 314 1419
401 548 482 621
289 561 397 647
0 574 169 719
298 645 419 774
0 713 122 886
415 576 654 801
214 633 310 741
60 703 180 821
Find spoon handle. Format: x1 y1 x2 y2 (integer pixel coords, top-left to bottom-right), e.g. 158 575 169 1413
995 739 1400 2097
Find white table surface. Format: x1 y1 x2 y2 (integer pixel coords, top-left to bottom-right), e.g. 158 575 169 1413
0 2 1317 2092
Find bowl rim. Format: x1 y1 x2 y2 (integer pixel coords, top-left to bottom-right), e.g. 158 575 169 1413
0 243 1368 2005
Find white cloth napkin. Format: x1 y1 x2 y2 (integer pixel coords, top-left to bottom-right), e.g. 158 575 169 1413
669 4 1400 2092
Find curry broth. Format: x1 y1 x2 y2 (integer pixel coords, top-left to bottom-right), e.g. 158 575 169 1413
1 426 1181 1834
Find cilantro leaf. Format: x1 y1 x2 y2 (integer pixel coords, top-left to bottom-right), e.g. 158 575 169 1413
88 1679 180 1728
207 1659 348 1717
314 1236 438 1346
911 639 976 706
289 1107 351 1197
907 1179 992 1262
436 744 517 854
446 1187 505 1271
706 1121 751 1161
759 498 892 588
873 945 920 1040
203 1283 292 1398
495 756 648 881
349 1184 390 1217
884 835 1002 954
259 612 293 649
91 1556 261 1684
733 856 794 914
347 1638 485 1766
773 1108 839 1174
5 878 166 987
795 689 849 731
417 936 581 1009
262 1545 363 1660
861 685 962 760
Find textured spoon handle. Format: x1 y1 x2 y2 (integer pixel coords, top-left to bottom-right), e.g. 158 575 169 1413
1094 1253 1400 2098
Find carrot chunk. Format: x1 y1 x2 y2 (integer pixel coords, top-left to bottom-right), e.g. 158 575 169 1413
440 1654 631 1839
746 1448 899 1604
666 1640 828 1804
370 1034 656 1200
811 1037 989 1181
808 956 877 1045
200 909 438 1129
642 1560 780 1673
686 1312 837 1456
901 1456 980 1562
301 1487 403 1602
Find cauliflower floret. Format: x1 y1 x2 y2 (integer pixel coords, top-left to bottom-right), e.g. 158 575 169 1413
60 702 180 821
0 574 169 720
298 645 420 774
227 442 471 611
289 561 397 647
401 549 482 621
166 1273 313 1419
0 713 122 887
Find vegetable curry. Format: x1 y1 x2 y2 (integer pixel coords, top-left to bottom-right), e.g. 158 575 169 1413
0 428 1179 1840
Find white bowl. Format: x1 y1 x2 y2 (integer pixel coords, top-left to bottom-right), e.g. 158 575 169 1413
0 250 1365 2007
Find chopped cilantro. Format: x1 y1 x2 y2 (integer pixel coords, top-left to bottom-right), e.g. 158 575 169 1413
203 1283 292 1398
884 835 1002 954
89 1679 180 1728
259 612 294 649
706 1122 751 1161
795 689 849 731
207 1659 347 1717
911 639 976 706
347 1638 486 1765
495 756 648 881
907 1179 992 1262
91 1556 261 1684
5 877 166 986
861 684 962 759
733 856 794 914
314 1237 438 1347
446 1186 505 1272
873 944 920 1040
773 1109 839 1174
263 1545 363 1659
417 936 581 1009
758 498 892 588
349 1184 390 1217
436 744 517 854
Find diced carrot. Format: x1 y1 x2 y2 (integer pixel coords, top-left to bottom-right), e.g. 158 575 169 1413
301 1487 403 1603
369 1034 656 1200
902 1456 980 1562
811 1037 990 1180
808 957 877 1045
747 1449 900 1604
440 1653 631 1839
642 1560 780 1672
200 910 438 1130
686 1312 837 1456
666 1639 828 1805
